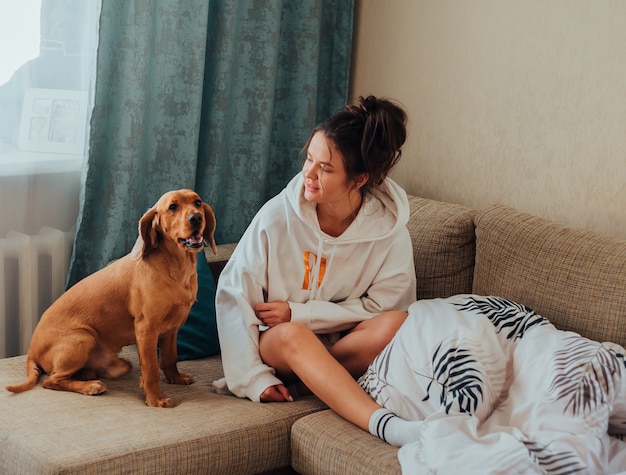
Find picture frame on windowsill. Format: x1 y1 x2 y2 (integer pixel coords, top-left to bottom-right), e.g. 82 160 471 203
17 88 88 155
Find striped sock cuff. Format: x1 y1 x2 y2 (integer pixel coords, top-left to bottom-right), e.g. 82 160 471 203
369 408 396 443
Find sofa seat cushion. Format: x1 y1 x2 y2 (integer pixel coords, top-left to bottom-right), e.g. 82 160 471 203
407 196 476 300
0 346 326 475
291 410 400 475
473 204 626 347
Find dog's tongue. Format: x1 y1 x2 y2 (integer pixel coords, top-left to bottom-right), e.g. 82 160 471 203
179 233 203 248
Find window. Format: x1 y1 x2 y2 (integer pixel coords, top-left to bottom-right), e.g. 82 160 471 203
0 1 41 85
0 1 100 357
0 0 100 177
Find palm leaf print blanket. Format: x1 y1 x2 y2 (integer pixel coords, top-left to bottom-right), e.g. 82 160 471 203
358 295 626 474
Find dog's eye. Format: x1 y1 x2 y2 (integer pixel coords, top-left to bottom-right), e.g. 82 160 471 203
169 203 179 211
194 199 202 207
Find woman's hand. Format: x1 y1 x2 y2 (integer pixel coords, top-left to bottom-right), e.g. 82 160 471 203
254 301 291 328
260 384 293 402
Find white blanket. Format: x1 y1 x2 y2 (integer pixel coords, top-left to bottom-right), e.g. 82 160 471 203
358 295 626 474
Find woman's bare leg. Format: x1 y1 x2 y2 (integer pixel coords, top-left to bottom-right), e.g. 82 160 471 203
259 321 381 431
260 313 424 446
330 311 408 377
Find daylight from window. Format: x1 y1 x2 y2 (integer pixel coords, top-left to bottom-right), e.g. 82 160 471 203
0 0 100 360
0 1 41 85
0 0 98 176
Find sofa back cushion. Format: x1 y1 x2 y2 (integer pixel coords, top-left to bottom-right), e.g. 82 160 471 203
407 196 476 300
473 204 626 347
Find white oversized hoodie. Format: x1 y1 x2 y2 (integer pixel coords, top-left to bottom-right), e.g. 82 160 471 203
215 173 416 401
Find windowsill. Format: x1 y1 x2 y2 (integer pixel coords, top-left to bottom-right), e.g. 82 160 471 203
0 143 83 177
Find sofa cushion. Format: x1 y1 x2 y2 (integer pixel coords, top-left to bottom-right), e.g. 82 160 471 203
291 410 400 475
407 196 476 300
473 204 626 347
0 346 326 475
176 249 220 360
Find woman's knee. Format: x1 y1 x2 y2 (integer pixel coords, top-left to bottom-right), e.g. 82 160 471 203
260 322 313 357
368 310 408 344
356 311 408 359
329 311 408 376
259 322 319 376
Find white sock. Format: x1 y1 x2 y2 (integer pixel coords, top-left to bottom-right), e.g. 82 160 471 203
368 408 422 447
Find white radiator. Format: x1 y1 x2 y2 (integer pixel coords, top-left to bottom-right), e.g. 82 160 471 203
0 227 75 358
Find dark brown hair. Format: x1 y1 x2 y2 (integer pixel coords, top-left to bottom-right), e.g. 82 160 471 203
304 95 408 195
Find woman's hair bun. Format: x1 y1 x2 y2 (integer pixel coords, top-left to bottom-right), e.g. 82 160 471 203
354 96 407 186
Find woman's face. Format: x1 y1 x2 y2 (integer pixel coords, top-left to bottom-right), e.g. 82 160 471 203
302 132 361 205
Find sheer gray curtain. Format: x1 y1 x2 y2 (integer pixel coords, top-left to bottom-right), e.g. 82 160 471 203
0 0 100 357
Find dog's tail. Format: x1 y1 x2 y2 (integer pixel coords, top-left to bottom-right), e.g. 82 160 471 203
5 356 41 393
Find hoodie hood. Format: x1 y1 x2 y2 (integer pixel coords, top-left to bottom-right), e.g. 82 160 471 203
285 172 410 244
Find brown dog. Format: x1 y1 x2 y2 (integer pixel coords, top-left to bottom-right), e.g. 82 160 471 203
5 189 217 407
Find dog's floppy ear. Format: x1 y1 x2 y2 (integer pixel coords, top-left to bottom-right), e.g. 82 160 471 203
130 206 159 260
202 202 218 255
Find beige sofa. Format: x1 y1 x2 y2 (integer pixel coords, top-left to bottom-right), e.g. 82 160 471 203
1 196 625 474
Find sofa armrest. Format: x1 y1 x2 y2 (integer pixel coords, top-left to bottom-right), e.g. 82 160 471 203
205 242 237 282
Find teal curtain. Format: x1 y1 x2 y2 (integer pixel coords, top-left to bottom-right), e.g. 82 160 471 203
68 0 354 285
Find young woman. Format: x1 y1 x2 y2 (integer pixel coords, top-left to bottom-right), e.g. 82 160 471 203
214 96 417 431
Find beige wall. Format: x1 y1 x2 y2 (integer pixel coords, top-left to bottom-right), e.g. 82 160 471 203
351 0 626 239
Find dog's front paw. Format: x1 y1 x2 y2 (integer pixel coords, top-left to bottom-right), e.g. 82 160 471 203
168 372 195 385
145 396 173 408
81 381 107 395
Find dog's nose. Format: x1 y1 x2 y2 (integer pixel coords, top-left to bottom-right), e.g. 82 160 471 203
188 213 203 227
